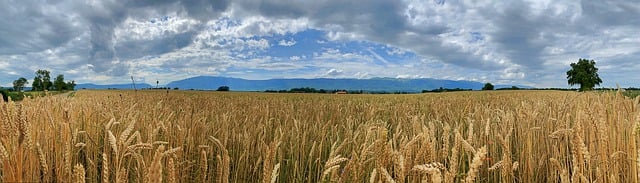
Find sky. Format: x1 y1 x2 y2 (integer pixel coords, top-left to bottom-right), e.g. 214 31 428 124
0 0 639 88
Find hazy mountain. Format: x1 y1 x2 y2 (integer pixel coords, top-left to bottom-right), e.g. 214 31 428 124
164 76 528 92
76 83 152 89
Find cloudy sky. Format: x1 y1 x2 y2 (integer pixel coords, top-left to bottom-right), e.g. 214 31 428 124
0 0 638 88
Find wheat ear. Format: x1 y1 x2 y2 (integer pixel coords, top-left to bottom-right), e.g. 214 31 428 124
147 145 165 183
200 149 208 182
36 143 48 182
270 163 280 183
464 146 487 183
74 164 86 183
167 156 176 183
102 153 109 183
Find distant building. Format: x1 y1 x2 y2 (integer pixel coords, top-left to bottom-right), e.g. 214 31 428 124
335 91 347 94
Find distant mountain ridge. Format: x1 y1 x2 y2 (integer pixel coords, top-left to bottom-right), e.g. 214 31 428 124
165 76 528 92
76 83 152 90
75 76 528 92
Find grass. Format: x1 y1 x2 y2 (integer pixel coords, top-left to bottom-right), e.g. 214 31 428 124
0 90 639 182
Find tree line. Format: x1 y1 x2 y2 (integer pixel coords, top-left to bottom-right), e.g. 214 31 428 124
10 69 76 92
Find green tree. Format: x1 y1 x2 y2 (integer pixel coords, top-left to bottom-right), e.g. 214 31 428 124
53 74 66 91
566 59 602 91
12 77 28 92
482 83 494 90
33 70 52 91
65 80 76 90
32 76 42 91
216 86 230 91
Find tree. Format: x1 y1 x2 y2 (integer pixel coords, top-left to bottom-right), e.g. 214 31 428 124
33 70 52 91
216 86 230 91
482 83 494 90
53 74 67 91
566 59 602 91
65 80 76 90
32 76 42 91
13 77 28 92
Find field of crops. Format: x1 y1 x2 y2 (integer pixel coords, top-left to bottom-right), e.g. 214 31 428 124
0 90 639 182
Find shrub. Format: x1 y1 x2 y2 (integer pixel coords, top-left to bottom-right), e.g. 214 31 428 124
0 89 7 102
217 86 230 91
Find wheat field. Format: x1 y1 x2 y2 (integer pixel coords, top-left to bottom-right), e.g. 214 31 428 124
0 90 639 182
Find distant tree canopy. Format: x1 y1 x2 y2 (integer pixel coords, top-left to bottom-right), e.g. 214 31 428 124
32 70 75 91
217 86 230 91
12 77 28 92
567 58 602 91
65 80 77 90
482 83 494 90
496 86 520 90
32 69 52 91
54 74 66 91
422 87 472 93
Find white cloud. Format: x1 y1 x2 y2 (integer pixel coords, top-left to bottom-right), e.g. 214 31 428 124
324 68 344 77
396 74 422 79
1 0 639 87
289 56 301 61
278 39 297 46
353 72 369 79
386 47 406 55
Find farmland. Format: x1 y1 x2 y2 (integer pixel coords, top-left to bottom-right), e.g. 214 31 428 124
0 90 639 182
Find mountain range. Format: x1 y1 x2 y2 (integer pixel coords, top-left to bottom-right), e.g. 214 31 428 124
76 76 528 92
76 83 152 90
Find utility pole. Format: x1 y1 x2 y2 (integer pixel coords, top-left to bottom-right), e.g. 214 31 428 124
131 76 137 91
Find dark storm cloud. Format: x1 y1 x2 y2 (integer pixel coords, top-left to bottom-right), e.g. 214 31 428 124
580 1 640 26
115 31 198 60
234 0 408 41
489 2 548 70
79 0 230 75
0 1 79 54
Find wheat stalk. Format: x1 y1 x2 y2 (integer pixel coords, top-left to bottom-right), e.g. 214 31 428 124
464 146 487 183
74 164 85 183
64 140 72 179
119 119 136 146
36 143 48 182
147 145 165 183
200 149 208 182
549 158 569 183
107 130 118 155
167 156 176 183
17 105 33 149
446 129 462 183
412 162 444 183
262 140 280 183
0 141 9 160
117 168 127 183
394 152 406 183
102 152 109 183
321 154 348 181
369 168 377 183
379 167 396 183
209 136 229 183
270 163 280 183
